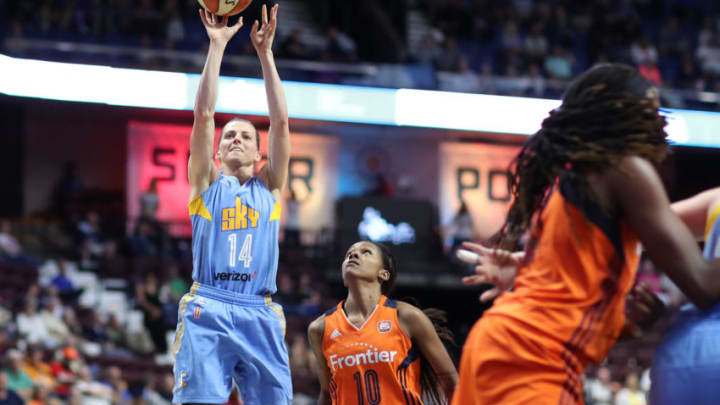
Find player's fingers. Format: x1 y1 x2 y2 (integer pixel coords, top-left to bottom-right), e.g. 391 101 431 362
461 241 492 256
229 16 243 33
461 274 490 285
262 4 268 25
480 287 500 303
199 9 207 24
271 4 279 21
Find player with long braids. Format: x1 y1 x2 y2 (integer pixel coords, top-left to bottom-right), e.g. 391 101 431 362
451 63 720 404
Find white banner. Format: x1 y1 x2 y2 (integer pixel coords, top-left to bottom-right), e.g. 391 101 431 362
438 142 520 241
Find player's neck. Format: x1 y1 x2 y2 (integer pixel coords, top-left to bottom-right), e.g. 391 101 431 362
221 162 254 184
344 285 382 319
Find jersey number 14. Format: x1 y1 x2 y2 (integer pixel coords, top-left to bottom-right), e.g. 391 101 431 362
228 234 253 268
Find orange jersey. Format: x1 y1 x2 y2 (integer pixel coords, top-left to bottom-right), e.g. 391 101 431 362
453 180 641 405
322 296 423 405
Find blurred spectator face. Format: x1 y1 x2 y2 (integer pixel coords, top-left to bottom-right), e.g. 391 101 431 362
597 366 611 384
30 347 44 364
32 385 49 402
63 309 77 326
160 375 174 393
8 349 24 370
145 273 158 291
626 373 639 390
108 314 120 328
0 371 7 391
88 211 100 227
24 300 37 316
278 274 293 293
78 365 91 381
299 274 311 289
47 295 62 312
106 366 122 382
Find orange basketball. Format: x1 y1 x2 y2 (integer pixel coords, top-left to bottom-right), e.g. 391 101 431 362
198 0 252 16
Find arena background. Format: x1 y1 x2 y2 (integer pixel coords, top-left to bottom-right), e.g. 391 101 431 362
2 1 720 404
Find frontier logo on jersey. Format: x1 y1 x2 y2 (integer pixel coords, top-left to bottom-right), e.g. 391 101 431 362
377 320 392 333
329 348 398 371
213 271 257 281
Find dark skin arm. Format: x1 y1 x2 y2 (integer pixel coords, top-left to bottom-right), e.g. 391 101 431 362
308 315 332 405
396 301 458 401
605 156 720 310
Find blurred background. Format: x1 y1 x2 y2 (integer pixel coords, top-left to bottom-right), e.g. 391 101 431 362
1 0 720 404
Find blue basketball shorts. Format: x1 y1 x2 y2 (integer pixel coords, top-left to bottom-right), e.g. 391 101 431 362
171 282 292 404
650 304 720 405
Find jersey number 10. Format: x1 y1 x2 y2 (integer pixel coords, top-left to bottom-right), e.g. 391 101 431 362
353 370 381 405
228 234 253 268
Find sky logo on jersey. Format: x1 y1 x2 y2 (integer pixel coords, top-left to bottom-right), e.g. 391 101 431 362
213 271 257 281
377 320 392 333
222 197 260 231
329 348 398 371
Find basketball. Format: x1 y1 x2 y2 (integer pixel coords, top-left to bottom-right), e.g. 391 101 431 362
198 0 252 16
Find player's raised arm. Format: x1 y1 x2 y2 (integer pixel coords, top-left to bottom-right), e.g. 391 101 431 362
608 156 720 310
189 10 243 201
308 316 332 405
251 4 290 193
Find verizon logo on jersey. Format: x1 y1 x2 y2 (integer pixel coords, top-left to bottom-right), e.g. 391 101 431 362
329 349 398 371
213 271 256 281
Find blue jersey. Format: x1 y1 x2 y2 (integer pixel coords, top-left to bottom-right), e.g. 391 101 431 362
188 174 281 295
650 203 720 405
703 204 720 260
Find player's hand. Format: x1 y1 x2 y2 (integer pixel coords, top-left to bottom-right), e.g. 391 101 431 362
250 4 278 54
627 282 665 331
199 8 243 45
460 241 523 303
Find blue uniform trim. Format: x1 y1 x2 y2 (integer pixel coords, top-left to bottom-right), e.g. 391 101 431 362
384 298 398 308
559 178 625 263
324 306 339 316
396 346 420 371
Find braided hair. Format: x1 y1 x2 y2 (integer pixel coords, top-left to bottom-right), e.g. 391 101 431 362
497 63 668 250
369 242 454 404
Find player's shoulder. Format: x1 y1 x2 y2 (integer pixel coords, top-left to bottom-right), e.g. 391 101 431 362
308 313 327 339
394 300 426 323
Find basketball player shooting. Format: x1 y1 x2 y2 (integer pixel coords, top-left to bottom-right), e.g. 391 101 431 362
171 4 293 405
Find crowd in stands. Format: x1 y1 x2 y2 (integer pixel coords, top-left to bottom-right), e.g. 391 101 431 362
0 172 330 404
3 1 720 109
